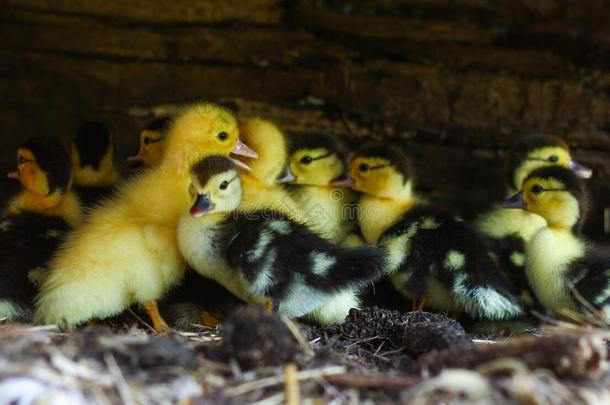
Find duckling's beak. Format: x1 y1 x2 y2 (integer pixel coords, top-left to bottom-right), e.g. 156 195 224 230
568 160 593 179
232 139 258 159
502 192 527 210
190 193 215 217
229 158 252 172
276 167 296 183
7 171 19 180
126 151 144 163
329 172 355 187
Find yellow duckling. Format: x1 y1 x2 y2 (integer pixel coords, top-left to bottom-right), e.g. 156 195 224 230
1 137 81 321
279 133 357 243
34 103 257 331
340 143 522 319
127 115 172 168
503 165 610 319
71 122 121 207
233 118 308 222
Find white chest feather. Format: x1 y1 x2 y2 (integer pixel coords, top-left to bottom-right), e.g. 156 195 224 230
526 228 584 312
177 215 257 304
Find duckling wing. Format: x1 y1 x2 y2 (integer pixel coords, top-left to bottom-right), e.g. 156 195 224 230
381 206 522 320
0 212 70 320
568 249 610 311
224 210 386 304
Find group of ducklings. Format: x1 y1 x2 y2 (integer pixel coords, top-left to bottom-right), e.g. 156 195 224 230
1 102 608 333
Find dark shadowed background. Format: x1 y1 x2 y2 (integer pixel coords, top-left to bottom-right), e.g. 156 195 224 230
2 0 610 237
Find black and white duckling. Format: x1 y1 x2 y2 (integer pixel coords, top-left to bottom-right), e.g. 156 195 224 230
503 166 610 319
278 133 357 243
0 137 80 321
71 122 120 207
127 115 172 168
476 135 592 309
338 143 522 320
177 156 386 325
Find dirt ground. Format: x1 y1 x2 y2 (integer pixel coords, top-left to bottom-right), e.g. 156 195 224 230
1 306 609 405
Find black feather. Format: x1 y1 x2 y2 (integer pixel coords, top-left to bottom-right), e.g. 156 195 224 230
21 137 71 195
73 122 112 171
0 212 71 320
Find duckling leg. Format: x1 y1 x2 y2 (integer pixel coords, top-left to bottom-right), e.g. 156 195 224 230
201 311 221 327
143 300 169 332
411 295 426 312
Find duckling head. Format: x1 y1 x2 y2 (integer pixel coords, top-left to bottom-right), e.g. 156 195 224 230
234 118 287 185
161 103 257 175
503 165 587 232
342 143 413 200
9 136 72 198
508 134 592 192
71 122 119 186
188 156 242 217
127 115 172 167
279 133 346 186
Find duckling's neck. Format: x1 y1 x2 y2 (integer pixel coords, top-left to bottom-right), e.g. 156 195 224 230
7 190 82 227
74 152 120 187
359 193 417 245
526 225 585 312
293 185 351 242
478 206 547 241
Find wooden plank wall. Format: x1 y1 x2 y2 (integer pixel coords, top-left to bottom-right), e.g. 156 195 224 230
2 0 610 236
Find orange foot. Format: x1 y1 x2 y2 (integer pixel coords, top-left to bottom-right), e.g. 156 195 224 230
411 296 426 312
143 300 169 332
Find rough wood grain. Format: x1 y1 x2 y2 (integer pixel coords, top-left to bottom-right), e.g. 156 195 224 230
1 0 610 236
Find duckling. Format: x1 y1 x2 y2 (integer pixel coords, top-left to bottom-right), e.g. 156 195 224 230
177 156 386 325
233 118 308 222
34 103 257 331
278 133 357 243
71 122 120 207
503 166 610 318
476 135 592 308
0 137 80 321
339 143 522 320
127 115 172 168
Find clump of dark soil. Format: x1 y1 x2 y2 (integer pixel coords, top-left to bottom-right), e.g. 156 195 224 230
342 307 471 357
220 306 299 369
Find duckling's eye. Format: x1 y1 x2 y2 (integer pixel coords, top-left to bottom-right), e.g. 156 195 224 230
219 180 229 190
531 184 544 195
359 163 370 172
217 132 228 141
547 155 559 163
300 156 313 165
17 155 26 165
144 137 152 145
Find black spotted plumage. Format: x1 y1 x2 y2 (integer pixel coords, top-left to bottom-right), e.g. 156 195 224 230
0 212 71 321
381 206 523 320
220 211 386 303
568 249 610 311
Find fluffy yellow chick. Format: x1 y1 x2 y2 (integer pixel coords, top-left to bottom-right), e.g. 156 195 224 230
127 116 172 168
34 103 257 331
233 118 308 223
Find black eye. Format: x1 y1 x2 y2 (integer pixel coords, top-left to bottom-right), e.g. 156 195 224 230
17 155 26 165
219 181 229 190
144 137 151 145
217 132 228 141
531 184 544 195
300 156 313 165
359 163 370 172
548 155 559 163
